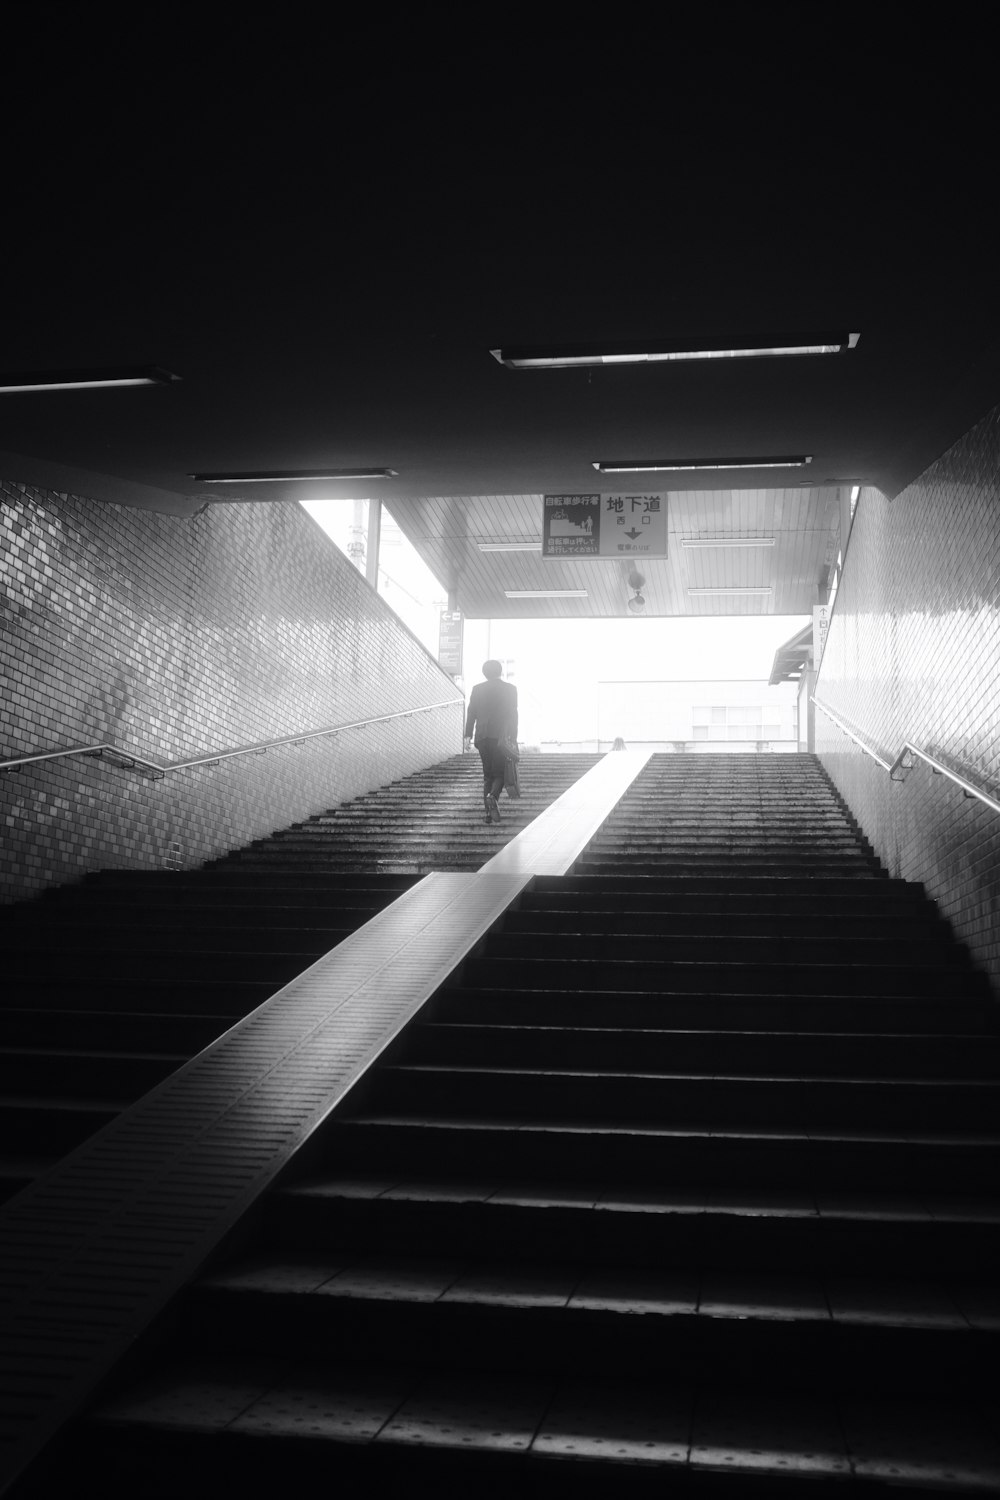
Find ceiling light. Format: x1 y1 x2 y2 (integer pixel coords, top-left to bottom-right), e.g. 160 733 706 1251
594 457 812 473
688 587 773 596
504 589 588 598
0 365 181 393
191 468 398 483
490 333 859 369
681 537 776 549
477 541 542 552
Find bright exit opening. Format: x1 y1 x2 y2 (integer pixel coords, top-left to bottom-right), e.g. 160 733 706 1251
302 500 815 753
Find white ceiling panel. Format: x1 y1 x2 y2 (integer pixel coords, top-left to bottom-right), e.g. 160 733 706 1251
388 488 843 618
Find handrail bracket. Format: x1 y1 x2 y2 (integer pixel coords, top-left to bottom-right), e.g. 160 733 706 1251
889 748 914 783
813 697 1000 819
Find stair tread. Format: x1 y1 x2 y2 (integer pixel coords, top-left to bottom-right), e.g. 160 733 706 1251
280 1173 1000 1222
0 1093 129 1112
386 1063 1000 1087
0 1046 189 1064
418 1023 1000 1041
196 1252 990 1329
344 1114 1000 1146
88 1356 1000 1485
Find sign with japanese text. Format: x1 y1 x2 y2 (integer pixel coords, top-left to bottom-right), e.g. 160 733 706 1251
812 604 830 665
542 494 667 559
438 609 463 676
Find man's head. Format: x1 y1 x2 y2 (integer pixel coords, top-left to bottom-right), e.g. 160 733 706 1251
482 660 503 679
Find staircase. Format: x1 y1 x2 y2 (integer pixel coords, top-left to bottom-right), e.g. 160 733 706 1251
15 754 1000 1496
224 751 602 873
0 752 598 1205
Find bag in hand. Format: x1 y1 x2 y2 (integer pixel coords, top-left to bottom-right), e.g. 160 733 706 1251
498 735 520 762
503 754 521 799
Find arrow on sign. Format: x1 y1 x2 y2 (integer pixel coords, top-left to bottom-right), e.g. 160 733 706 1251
625 528 642 539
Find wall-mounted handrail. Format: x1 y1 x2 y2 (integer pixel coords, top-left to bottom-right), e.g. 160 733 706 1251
890 742 1000 816
0 698 463 780
810 698 892 771
812 696 1000 817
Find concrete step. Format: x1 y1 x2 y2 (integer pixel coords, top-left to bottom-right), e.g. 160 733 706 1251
367 1064 1000 1132
433 986 997 1035
326 1116 1000 1193
70 1363 1000 1496
458 956 986 1000
483 932 968 968
265 1175 1000 1279
178 1253 990 1398
407 1023 1000 1079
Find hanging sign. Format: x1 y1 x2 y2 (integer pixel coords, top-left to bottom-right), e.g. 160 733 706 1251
812 604 830 665
438 610 463 675
542 494 667 559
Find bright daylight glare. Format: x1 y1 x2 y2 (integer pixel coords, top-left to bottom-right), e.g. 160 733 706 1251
302 500 810 751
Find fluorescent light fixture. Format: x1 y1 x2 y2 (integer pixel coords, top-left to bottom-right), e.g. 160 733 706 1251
688 587 773 597
477 541 543 552
681 537 775 549
491 334 859 369
504 589 588 598
0 365 181 393
594 457 812 473
191 468 398 483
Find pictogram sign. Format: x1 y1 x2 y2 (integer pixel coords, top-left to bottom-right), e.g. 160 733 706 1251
542 494 667 559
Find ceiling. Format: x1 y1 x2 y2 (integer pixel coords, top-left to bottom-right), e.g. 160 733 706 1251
389 487 842 619
3 27 998 621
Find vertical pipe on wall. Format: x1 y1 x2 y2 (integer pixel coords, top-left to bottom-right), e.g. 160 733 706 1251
366 499 382 589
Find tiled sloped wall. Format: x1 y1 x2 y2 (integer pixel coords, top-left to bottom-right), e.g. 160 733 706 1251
0 483 463 902
815 403 1000 992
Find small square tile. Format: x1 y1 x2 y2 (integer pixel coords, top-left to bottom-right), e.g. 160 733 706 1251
379 1376 551 1451
923 1198 1000 1224
442 1264 576 1308
596 1188 701 1214
691 1390 848 1476
304 1175 400 1200
841 1397 1000 1489
488 1182 602 1209
317 1257 461 1302
233 1370 407 1441
381 1178 494 1203
98 1359 278 1431
703 1188 817 1218
953 1285 1000 1331
699 1273 828 1321
200 1254 345 1295
815 1194 930 1222
825 1278 966 1328
534 1381 691 1465
570 1270 699 1316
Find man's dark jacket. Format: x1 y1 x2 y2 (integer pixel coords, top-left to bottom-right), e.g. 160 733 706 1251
465 677 518 747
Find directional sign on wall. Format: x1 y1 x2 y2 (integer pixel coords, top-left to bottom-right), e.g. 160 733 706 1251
438 610 463 675
542 494 667 560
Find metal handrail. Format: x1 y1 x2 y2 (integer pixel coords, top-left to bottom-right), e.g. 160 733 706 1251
810 698 892 771
0 698 463 780
812 696 1000 817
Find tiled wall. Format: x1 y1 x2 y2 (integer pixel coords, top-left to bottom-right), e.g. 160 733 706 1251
815 403 1000 993
1 483 463 902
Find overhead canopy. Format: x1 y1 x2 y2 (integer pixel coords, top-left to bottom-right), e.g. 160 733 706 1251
391 487 841 619
769 624 816 685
